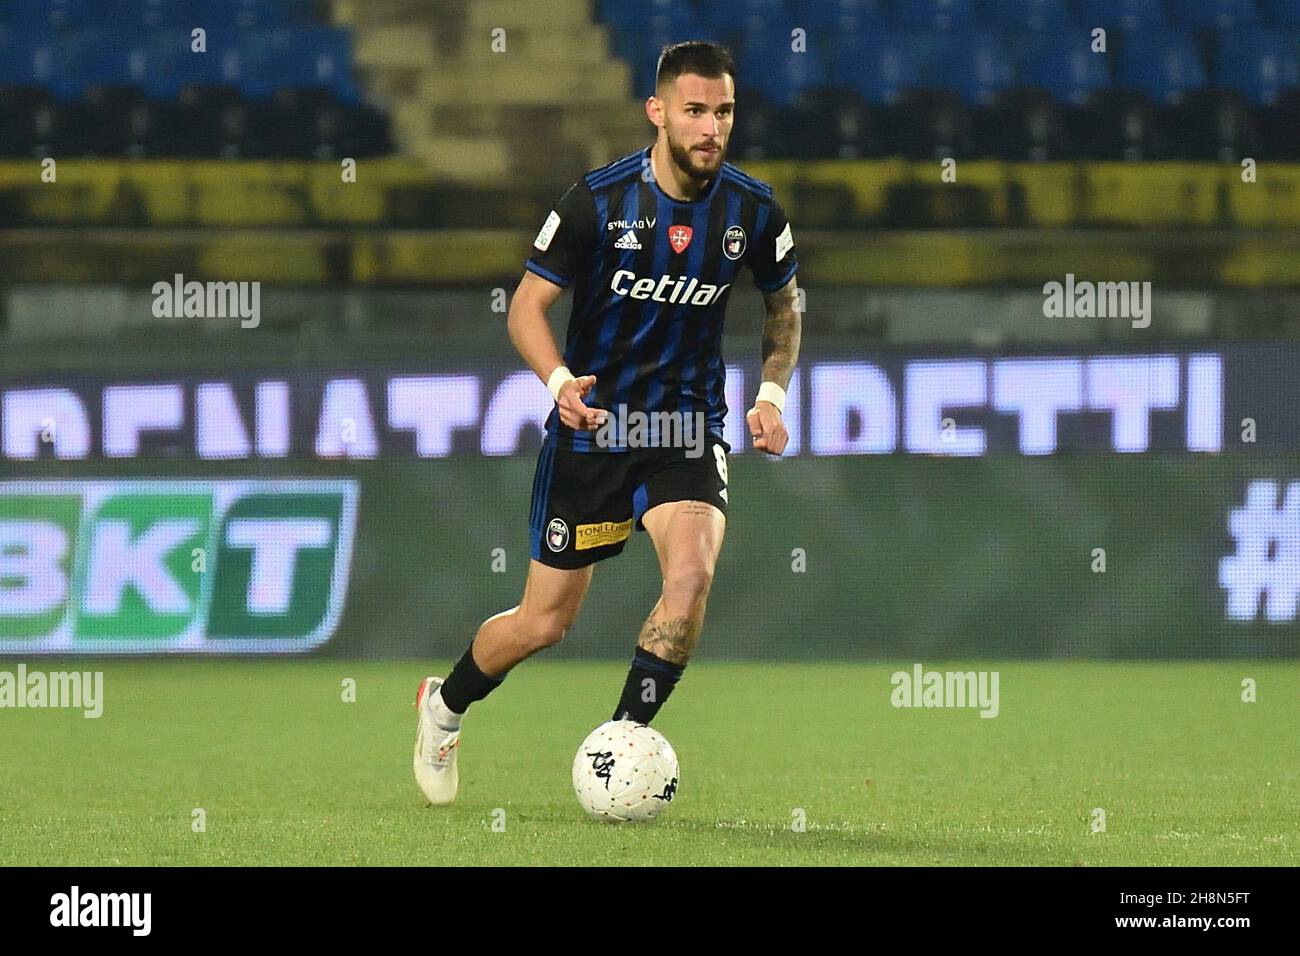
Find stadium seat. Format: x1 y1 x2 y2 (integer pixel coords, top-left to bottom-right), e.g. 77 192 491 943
1167 0 1259 30
781 87 888 158
1260 87 1300 157
697 0 787 31
830 30 921 104
1160 88 1260 159
784 0 888 30
974 87 1067 159
928 32 1014 105
0 30 68 99
596 0 676 28
891 88 974 158
1258 0 1300 27
1074 0 1168 30
1020 40 1113 105
616 10 704 93
170 83 245 155
4 0 94 30
976 0 1073 32
84 1 194 29
0 85 56 157
237 27 355 101
0 85 86 155
1116 32 1208 104
1215 29 1300 105
726 86 785 159
892 0 975 31
78 84 148 155
1066 89 1166 159
738 28 829 107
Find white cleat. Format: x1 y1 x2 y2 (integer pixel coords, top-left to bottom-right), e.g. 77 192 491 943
413 676 461 806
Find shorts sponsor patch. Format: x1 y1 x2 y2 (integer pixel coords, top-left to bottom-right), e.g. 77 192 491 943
534 210 561 252
574 518 633 550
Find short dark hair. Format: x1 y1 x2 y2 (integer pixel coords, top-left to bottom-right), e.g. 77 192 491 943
655 41 736 92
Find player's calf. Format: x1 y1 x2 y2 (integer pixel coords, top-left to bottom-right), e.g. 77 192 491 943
659 564 715 631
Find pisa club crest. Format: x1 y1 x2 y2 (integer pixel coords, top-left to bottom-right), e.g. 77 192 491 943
547 517 569 552
723 225 746 260
668 225 694 254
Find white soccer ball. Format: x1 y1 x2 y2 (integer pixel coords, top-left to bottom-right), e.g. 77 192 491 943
572 720 680 822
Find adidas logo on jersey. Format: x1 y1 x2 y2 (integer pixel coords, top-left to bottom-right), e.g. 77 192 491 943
614 230 642 250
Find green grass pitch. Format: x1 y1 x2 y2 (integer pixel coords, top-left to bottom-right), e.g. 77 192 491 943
1 660 1295 866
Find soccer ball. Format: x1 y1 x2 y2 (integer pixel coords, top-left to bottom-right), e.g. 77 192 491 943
572 720 679 822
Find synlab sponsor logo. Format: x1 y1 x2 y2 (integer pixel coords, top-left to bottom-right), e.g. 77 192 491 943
0 480 358 654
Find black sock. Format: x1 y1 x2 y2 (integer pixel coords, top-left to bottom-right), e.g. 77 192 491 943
612 647 685 724
438 643 505 715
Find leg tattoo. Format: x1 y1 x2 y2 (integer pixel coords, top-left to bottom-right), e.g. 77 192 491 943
638 612 699 666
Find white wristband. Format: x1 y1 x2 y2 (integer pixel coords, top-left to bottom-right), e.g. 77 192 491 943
547 365 576 402
756 381 786 414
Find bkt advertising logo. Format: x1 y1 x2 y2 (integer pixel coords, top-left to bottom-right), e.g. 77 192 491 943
0 480 358 654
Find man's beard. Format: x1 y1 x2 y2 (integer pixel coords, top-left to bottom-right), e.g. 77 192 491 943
667 132 724 182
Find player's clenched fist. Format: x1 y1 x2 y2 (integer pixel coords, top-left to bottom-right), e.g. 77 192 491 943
746 401 788 455
556 374 608 431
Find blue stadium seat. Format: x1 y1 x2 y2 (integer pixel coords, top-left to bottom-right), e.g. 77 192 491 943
928 32 1014 105
1074 0 1168 30
0 0 88 29
736 16 809 61
697 0 787 29
596 0 677 27
738 33 829 107
1259 0 1300 27
62 30 128 90
125 30 228 99
784 0 888 30
892 0 975 31
620 10 712 95
33 0 94 30
1216 29 1300 104
1021 40 1112 105
977 0 1073 32
1116 32 1207 104
6 32 75 99
237 27 355 101
1167 0 1259 30
0 33 37 87
830 30 921 104
114 1 195 29
198 0 296 29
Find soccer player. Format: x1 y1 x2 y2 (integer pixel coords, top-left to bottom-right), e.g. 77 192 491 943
414 41 801 804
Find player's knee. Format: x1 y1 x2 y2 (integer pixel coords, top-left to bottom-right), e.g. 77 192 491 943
519 610 571 651
663 564 714 609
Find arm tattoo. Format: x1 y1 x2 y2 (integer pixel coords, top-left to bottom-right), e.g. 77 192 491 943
760 278 802 392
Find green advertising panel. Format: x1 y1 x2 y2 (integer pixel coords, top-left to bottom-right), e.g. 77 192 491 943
2 460 1295 659
0 480 358 654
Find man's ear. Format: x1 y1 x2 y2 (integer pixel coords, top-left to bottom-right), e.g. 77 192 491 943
645 95 662 128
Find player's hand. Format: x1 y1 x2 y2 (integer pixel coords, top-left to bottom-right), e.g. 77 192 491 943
557 374 607 431
746 401 788 455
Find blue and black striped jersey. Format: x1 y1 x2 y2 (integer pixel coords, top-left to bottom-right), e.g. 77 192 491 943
525 145 798 452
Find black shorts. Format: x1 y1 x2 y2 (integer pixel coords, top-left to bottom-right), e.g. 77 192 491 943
528 433 730 569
